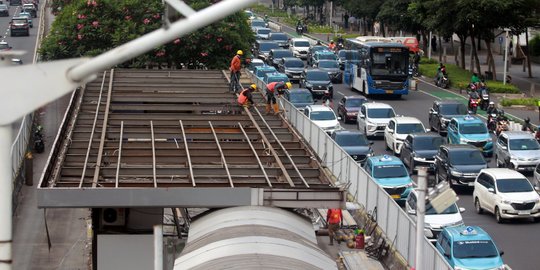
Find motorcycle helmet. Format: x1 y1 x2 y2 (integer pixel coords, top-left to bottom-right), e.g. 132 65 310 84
237 50 243 55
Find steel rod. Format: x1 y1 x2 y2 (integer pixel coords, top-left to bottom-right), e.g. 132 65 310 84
209 121 233 188
91 69 114 188
179 120 195 186
238 123 272 187
78 71 107 188
150 121 157 188
115 121 124 188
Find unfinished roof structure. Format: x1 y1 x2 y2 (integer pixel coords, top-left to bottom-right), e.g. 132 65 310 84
38 69 344 208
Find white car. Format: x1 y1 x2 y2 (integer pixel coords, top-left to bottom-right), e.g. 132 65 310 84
357 103 396 137
384 116 427 155
405 189 464 242
255 27 271 40
473 168 540 223
495 131 540 171
304 105 341 135
289 38 311 59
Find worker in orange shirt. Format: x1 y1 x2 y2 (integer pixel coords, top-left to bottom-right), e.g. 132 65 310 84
237 84 257 108
265 81 292 114
230 50 243 92
328 41 336 51
326 208 343 245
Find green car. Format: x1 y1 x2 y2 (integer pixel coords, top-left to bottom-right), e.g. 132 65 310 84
18 12 33 28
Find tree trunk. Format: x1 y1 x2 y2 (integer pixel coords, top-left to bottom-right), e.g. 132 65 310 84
526 30 533 78
485 41 497 81
422 31 428 53
363 17 368 36
470 32 482 74
459 35 466 69
438 35 443 62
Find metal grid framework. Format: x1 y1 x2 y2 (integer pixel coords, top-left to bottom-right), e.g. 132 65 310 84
38 69 344 208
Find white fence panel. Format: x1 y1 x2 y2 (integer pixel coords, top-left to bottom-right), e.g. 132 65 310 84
386 201 399 243
366 180 379 212
376 191 389 234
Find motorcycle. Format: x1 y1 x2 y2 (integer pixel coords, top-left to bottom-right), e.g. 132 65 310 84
487 113 498 133
496 118 509 136
33 124 45 153
479 89 490 111
296 25 304 35
468 96 481 114
434 68 449 88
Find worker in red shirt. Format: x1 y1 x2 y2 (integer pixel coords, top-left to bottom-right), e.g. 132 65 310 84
326 208 343 245
229 50 243 92
237 84 257 108
265 81 292 114
328 41 336 51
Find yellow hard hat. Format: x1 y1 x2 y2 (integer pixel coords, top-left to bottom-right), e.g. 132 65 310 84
250 84 257 90
237 50 243 55
285 82 292 89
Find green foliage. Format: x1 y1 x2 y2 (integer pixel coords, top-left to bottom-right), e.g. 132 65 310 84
41 0 254 69
530 34 540 57
419 62 520 93
501 98 538 107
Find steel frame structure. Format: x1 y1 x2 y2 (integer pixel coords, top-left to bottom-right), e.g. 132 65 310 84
38 69 344 209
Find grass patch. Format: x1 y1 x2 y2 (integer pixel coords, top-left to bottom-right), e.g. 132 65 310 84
419 61 521 94
500 98 538 107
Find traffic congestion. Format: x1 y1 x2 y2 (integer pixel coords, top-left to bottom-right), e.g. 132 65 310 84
246 10 540 269
0 0 39 65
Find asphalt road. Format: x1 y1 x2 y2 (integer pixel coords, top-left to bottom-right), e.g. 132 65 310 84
270 24 540 269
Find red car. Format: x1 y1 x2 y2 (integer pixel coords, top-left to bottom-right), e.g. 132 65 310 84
337 95 367 124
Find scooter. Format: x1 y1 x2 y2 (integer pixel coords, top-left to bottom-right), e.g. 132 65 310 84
296 25 303 35
487 113 498 133
480 90 490 111
468 97 480 114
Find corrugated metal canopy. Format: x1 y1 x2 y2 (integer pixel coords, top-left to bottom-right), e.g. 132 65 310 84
174 206 337 270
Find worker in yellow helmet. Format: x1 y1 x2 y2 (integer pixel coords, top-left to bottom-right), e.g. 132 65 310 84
229 50 243 92
265 81 292 114
237 84 257 109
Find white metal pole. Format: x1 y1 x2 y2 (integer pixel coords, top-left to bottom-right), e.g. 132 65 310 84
154 225 163 270
0 125 13 270
503 30 509 85
415 167 428 270
67 0 256 83
428 31 432 60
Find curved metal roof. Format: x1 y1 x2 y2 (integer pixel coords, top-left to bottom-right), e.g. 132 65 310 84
174 206 337 270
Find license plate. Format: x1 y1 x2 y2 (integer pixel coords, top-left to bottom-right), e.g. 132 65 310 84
391 194 401 199
518 211 530 215
385 90 393 94
293 75 299 78
467 182 474 186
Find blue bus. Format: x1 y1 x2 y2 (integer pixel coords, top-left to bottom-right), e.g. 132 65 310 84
343 37 410 97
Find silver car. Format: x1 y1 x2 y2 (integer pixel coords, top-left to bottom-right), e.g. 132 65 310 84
495 131 540 171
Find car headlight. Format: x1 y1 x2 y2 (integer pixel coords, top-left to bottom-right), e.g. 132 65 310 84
346 112 357 116
533 198 540 203
405 182 414 188
305 83 313 88
450 170 463 177
367 151 374 157
501 199 512 205
459 137 472 143
424 228 434 238
512 156 528 161
447 220 464 227
413 156 427 161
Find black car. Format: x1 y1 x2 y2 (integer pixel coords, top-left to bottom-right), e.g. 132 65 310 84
315 60 342 83
336 95 367 124
434 144 488 188
283 88 314 111
306 45 328 66
300 69 334 99
0 4 9 16
252 40 280 62
331 130 373 164
278 57 304 82
268 32 289 48
267 49 294 68
401 133 446 174
337 50 360 70
429 100 468 134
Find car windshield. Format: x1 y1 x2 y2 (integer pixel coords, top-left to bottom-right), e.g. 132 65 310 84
272 50 293 58
338 50 360 60
270 33 288 41
335 133 369 147
267 77 288 83
257 28 271 35
12 19 27 24
0 4 7 9
284 59 304 68
19 13 31 18
449 150 486 165
289 92 313 103
453 240 499 259
396 123 425 134
373 165 408 178
257 69 276 78
345 99 365 108
367 108 395 118
496 178 533 193
310 111 336 121
259 43 280 52
312 46 326 53
319 61 339 68
371 51 408 75
249 62 264 70
414 137 445 150
318 54 337 60
509 138 540 150
306 71 330 81
426 202 459 215
440 104 468 115
294 41 310 47
460 123 487 134
251 21 266 28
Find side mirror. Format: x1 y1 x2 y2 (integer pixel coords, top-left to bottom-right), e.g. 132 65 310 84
459 207 466 213
387 128 394 134
369 141 374 145
500 250 504 256
337 116 342 121
535 186 539 192
500 145 507 150
488 187 495 193
359 114 365 119
407 209 416 215
444 251 451 257
426 128 431 132
431 110 438 115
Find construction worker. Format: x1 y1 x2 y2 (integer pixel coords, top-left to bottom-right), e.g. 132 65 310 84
265 81 292 114
326 208 343 245
237 84 257 108
230 50 243 92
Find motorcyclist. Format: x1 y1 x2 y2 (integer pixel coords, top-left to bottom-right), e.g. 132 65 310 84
467 88 481 113
321 90 333 107
328 41 336 51
435 63 447 84
496 111 509 135
471 73 481 84
316 40 322 45
522 117 533 132
486 101 497 115
535 125 540 141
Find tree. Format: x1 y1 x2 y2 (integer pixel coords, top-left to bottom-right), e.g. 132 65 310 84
41 0 255 69
343 0 383 35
